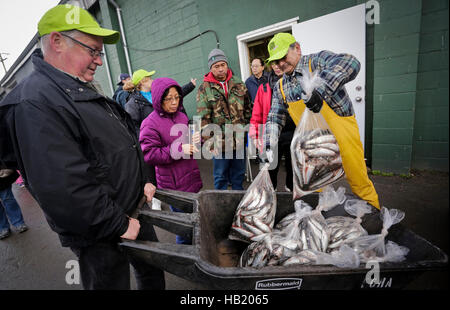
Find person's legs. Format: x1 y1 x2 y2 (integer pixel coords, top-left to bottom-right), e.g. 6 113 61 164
70 242 131 290
268 147 282 190
229 157 246 190
0 200 11 238
169 206 192 244
213 156 230 190
129 222 166 290
283 144 293 192
0 186 26 229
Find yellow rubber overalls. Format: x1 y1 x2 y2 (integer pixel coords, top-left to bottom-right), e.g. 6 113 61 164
280 60 380 209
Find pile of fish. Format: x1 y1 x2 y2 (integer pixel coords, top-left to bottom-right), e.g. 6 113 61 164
326 199 373 250
326 217 367 250
291 128 345 199
240 231 304 268
228 165 276 243
239 187 409 269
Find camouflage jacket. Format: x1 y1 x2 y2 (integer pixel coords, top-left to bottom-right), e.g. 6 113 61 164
196 70 251 152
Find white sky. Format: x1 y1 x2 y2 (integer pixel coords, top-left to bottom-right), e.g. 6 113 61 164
0 0 62 80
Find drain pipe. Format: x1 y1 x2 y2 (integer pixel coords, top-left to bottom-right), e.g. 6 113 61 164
102 46 115 96
107 0 132 75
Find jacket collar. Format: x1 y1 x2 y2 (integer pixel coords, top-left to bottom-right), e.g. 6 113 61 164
131 90 152 105
203 69 233 84
32 49 105 102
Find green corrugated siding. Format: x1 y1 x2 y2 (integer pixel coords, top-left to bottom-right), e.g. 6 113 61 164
91 0 448 173
412 0 449 172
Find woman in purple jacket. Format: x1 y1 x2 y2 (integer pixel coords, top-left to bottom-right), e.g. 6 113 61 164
139 77 202 244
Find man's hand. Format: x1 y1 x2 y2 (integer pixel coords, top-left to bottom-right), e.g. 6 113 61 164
144 182 156 203
120 217 140 240
304 89 323 113
252 138 263 153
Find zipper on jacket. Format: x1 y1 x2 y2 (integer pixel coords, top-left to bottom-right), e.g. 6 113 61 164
102 99 147 193
102 100 137 148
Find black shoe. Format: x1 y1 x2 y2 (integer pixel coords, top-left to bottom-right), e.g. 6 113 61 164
0 228 11 240
14 224 29 233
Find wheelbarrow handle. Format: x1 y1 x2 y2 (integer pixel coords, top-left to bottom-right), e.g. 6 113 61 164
138 209 197 240
154 189 199 212
120 240 199 276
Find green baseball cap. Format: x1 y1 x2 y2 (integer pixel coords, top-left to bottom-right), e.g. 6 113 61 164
265 33 297 64
132 69 156 86
38 4 120 44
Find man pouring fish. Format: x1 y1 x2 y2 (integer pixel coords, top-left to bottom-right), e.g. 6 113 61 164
262 32 380 210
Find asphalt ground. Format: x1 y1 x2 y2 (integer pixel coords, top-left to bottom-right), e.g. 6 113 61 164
0 158 448 290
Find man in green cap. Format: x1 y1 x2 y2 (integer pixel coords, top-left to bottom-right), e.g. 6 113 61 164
0 5 165 289
262 32 380 210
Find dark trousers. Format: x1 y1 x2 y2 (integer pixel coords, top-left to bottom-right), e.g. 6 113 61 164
70 224 165 290
269 132 294 191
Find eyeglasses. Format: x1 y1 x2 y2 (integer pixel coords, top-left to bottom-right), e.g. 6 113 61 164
61 33 105 58
163 95 181 103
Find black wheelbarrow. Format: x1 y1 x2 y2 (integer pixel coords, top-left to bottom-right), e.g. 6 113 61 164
120 189 448 290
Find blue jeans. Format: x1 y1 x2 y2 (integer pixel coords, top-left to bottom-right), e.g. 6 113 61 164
0 186 26 231
213 150 246 190
169 206 192 245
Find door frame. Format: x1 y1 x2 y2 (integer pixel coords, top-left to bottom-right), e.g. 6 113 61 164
236 17 299 82
292 4 366 149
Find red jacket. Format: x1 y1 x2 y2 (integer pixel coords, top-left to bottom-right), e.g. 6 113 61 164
249 83 272 150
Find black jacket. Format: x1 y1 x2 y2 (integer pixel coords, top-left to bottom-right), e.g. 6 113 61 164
112 83 123 101
124 90 154 134
124 81 196 134
0 49 148 247
0 169 19 190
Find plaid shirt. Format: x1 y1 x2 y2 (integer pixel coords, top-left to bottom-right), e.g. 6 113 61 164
264 50 360 149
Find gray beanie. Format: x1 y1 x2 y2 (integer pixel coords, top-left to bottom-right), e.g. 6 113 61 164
208 48 228 69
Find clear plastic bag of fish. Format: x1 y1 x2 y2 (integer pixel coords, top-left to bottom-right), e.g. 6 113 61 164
326 199 373 251
239 229 304 268
314 244 361 268
290 104 345 200
282 244 360 269
347 207 406 262
275 185 345 232
228 164 276 243
279 196 336 253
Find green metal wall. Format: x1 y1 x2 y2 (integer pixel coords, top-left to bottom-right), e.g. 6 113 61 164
370 0 423 173
95 0 203 118
195 0 361 80
412 0 449 171
92 0 448 173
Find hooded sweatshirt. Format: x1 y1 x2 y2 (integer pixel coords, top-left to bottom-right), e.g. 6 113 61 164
139 78 202 193
203 68 233 99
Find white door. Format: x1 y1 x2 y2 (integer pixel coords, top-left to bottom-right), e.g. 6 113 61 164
292 4 366 148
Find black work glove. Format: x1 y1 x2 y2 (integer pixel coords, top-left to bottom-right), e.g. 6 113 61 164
304 89 323 113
